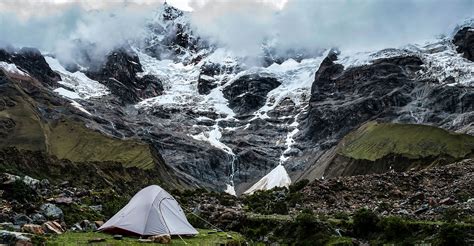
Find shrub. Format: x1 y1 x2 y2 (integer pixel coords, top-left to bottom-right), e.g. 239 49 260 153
289 179 309 193
2 180 37 202
435 223 468 246
378 216 409 240
352 208 380 237
101 195 130 218
442 207 462 223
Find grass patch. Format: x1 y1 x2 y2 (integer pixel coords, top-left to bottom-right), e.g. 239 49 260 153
0 96 155 169
46 229 245 245
340 122 474 161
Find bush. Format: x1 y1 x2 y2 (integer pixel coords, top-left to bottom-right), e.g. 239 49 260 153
352 208 380 237
378 216 409 240
101 195 130 218
58 203 103 225
289 179 309 193
2 180 38 202
435 223 468 246
442 207 462 223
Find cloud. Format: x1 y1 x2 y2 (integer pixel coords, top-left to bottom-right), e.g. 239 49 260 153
0 1 161 66
0 0 472 67
189 0 474 56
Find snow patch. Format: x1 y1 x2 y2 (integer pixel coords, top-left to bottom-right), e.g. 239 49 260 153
70 100 92 115
0 61 28 76
54 88 81 99
225 184 236 196
244 165 292 194
45 57 109 99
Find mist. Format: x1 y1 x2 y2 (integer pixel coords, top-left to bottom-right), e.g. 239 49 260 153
0 1 159 66
0 0 473 67
190 0 474 56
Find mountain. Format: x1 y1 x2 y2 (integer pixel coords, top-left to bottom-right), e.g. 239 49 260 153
0 4 473 196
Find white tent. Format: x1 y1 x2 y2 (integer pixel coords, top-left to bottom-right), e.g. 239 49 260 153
98 185 198 236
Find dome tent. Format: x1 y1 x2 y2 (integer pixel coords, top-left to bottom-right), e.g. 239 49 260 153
98 185 198 236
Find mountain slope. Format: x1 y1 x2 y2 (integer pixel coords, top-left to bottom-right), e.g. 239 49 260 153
301 122 474 180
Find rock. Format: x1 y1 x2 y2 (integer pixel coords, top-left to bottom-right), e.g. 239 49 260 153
439 197 456 205
414 205 429 214
12 214 32 226
30 213 47 224
0 47 61 86
226 234 233 239
88 238 106 243
42 221 64 235
15 240 33 246
453 27 474 61
59 181 69 187
53 197 72 205
86 49 163 103
149 234 171 244
71 223 82 231
79 220 97 231
223 74 281 115
21 176 39 190
39 203 63 220
94 221 104 228
1 173 20 184
138 239 153 243
39 179 50 188
0 230 31 245
113 234 123 240
409 192 425 203
0 222 14 230
21 224 44 235
89 205 102 213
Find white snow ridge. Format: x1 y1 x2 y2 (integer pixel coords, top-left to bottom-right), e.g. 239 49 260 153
244 165 292 195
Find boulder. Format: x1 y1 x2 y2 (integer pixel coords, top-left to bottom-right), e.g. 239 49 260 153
39 179 50 188
53 197 72 205
21 224 44 235
21 176 39 190
149 234 171 244
113 234 123 240
79 220 97 231
12 214 32 226
42 221 64 235
30 213 47 224
1 173 20 184
39 203 63 220
94 221 104 228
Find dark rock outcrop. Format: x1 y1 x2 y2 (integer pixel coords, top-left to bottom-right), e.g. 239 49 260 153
87 49 163 103
223 74 281 115
304 53 423 145
197 62 221 95
0 48 61 86
453 27 474 61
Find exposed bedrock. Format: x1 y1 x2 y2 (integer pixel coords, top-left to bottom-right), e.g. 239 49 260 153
453 26 474 62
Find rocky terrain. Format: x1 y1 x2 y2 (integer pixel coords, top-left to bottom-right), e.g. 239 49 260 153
0 158 472 244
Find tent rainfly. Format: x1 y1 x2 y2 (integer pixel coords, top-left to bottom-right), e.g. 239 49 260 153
98 185 198 236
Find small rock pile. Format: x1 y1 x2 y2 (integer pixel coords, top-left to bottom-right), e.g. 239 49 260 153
0 173 105 244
